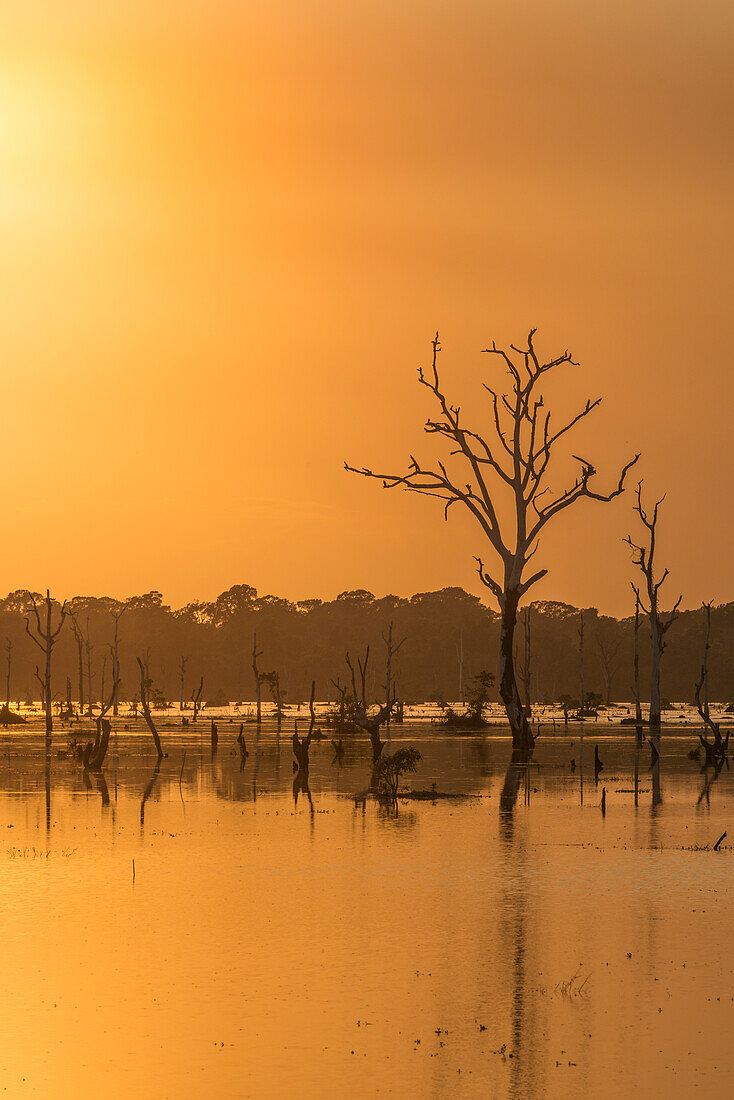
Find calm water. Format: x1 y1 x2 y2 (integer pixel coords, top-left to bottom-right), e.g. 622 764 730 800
0 718 731 1098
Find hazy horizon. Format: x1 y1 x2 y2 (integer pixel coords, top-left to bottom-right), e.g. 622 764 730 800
3 576 712 620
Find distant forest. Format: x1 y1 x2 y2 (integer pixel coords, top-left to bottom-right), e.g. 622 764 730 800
2 585 733 709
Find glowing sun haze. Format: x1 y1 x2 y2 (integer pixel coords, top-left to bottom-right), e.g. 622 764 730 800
0 0 731 615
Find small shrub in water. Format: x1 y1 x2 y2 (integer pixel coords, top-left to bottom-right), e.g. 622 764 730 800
374 747 422 803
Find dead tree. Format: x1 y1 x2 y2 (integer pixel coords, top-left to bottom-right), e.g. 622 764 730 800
34 666 45 710
83 617 94 716
632 590 643 729
3 638 11 727
578 611 585 718
191 675 203 723
695 669 728 767
252 633 263 725
5 638 11 711
456 631 465 705
179 654 189 711
261 670 283 730
109 605 126 717
137 656 164 759
25 590 67 745
292 681 318 773
625 483 681 736
382 621 406 727
346 648 394 763
346 330 638 755
237 653 244 708
597 633 620 707
701 600 713 721
521 606 532 719
77 674 120 770
695 601 727 766
99 654 107 710
69 613 85 715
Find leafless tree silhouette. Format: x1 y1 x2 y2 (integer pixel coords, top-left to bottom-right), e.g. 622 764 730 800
137 655 164 759
69 612 85 715
521 606 532 718
631 589 643 729
292 680 318 774
261 668 284 730
99 653 107 709
252 633 263 725
81 616 95 717
191 675 204 723
456 631 465 705
700 600 713 721
178 654 189 712
3 638 11 727
109 605 127 717
694 601 728 766
624 482 682 740
77 672 121 770
25 590 67 746
382 621 405 727
578 611 585 718
348 647 394 762
596 629 620 708
346 331 639 753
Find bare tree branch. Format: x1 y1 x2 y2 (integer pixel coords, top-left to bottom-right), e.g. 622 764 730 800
346 330 639 754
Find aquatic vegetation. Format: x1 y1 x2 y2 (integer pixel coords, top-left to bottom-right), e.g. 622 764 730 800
373 746 422 804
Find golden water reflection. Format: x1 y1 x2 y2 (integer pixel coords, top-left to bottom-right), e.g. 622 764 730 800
0 725 731 1097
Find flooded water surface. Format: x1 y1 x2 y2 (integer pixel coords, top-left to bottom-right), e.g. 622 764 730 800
0 720 731 1097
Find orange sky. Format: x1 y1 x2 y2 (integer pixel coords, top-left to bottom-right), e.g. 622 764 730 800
0 1 731 616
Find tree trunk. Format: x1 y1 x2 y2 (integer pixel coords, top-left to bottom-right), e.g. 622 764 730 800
578 611 584 718
87 718 112 770
274 674 282 731
370 729 385 765
77 638 84 715
44 640 52 745
5 642 11 716
85 621 93 716
498 590 534 755
252 633 262 726
633 597 642 725
112 653 119 717
292 725 311 773
384 624 393 728
111 615 121 718
137 658 164 759
522 607 532 719
649 626 662 732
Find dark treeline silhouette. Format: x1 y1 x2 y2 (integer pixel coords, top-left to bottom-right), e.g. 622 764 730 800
0 585 733 710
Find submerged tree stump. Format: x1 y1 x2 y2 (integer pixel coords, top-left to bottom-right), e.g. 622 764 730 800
292 721 312 773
